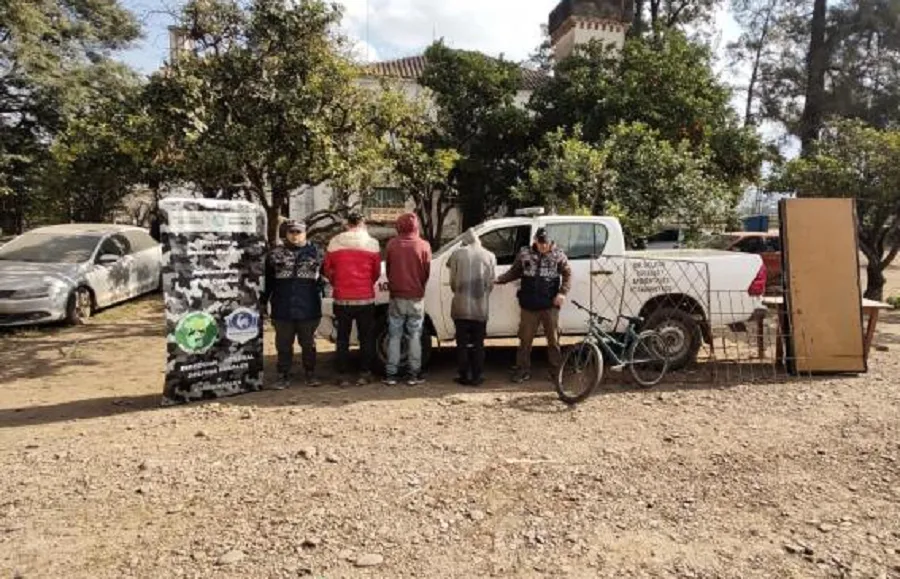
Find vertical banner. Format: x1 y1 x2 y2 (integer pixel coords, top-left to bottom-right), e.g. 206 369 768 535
159 198 268 404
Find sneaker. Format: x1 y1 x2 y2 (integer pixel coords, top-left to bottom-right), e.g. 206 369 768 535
406 374 425 386
270 374 290 390
356 372 372 386
453 376 471 386
305 372 321 387
470 376 485 387
511 370 531 384
382 375 399 386
336 376 351 388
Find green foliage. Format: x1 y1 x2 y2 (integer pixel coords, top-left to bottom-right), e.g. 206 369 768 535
740 0 900 146
517 123 733 244
530 32 764 190
377 90 460 249
602 122 732 243
513 126 607 215
631 0 723 36
0 0 140 231
40 70 147 223
145 0 380 244
419 41 535 229
772 119 900 299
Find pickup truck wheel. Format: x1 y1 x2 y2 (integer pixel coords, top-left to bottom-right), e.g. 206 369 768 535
643 308 701 371
374 315 433 376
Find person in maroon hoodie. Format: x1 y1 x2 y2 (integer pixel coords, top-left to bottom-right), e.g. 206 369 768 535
322 212 381 386
383 212 432 385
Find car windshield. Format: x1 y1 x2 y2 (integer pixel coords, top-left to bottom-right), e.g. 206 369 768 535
0 232 100 263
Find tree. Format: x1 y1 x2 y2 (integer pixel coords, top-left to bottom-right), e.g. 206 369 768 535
772 119 900 299
516 123 733 245
602 123 733 244
741 0 900 150
513 127 607 215
825 0 900 129
0 0 140 232
374 92 460 249
632 0 722 36
728 0 795 127
530 33 764 192
419 41 535 229
799 0 829 156
145 0 380 245
40 70 148 223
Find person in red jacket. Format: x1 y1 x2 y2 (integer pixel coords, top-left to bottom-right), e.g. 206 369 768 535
383 212 432 385
322 212 381 386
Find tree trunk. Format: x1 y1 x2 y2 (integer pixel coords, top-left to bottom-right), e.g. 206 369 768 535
461 189 486 232
744 0 775 127
799 0 828 157
865 260 886 301
265 205 281 247
632 0 645 36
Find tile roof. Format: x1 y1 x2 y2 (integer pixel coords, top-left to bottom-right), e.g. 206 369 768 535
364 55 548 91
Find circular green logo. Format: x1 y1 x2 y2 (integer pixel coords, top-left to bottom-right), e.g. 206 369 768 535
174 312 219 354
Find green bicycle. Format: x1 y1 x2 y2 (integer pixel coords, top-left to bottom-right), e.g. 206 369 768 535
556 300 670 405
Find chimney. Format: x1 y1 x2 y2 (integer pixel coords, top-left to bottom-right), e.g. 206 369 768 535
548 0 632 62
168 26 193 65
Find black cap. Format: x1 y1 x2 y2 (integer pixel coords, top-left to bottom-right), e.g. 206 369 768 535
535 227 550 242
347 212 363 227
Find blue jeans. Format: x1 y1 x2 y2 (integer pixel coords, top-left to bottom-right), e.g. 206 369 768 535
386 298 425 377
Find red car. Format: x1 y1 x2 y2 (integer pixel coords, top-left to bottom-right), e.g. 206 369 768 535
710 232 782 291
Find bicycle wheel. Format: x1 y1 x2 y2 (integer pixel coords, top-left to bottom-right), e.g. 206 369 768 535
556 341 603 405
627 330 669 387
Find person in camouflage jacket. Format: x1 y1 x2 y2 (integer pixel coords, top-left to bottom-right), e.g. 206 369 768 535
261 220 324 389
496 227 572 384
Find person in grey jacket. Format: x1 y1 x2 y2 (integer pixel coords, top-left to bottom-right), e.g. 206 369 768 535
447 228 496 386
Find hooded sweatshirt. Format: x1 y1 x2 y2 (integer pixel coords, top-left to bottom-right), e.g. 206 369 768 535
385 213 432 300
447 229 497 322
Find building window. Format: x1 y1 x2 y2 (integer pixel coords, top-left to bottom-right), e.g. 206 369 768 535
369 187 407 208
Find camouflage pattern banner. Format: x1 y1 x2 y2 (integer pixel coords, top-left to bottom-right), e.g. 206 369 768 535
159 198 268 404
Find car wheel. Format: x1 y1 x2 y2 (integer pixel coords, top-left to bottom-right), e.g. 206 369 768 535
66 287 93 325
374 315 433 376
643 307 702 371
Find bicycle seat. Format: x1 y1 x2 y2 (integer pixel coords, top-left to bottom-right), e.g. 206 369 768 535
618 314 644 324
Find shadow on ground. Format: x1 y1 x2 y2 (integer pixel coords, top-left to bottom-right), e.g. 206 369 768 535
0 343 831 429
0 322 163 383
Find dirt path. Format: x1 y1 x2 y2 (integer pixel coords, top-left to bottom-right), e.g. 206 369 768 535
1 294 900 578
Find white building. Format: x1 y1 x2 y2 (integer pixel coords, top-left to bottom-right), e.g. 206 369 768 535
290 0 632 242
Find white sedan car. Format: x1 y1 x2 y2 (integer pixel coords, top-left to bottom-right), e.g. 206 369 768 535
0 224 161 327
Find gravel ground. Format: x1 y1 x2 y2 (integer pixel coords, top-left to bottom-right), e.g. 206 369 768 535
1 296 900 579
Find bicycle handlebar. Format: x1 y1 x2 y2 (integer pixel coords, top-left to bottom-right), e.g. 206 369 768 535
571 300 609 321
570 300 642 325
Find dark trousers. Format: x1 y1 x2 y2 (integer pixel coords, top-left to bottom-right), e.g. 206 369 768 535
335 304 375 375
516 308 562 372
273 318 320 376
454 319 487 382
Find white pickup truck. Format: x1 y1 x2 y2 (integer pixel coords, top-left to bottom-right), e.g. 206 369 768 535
318 214 767 372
